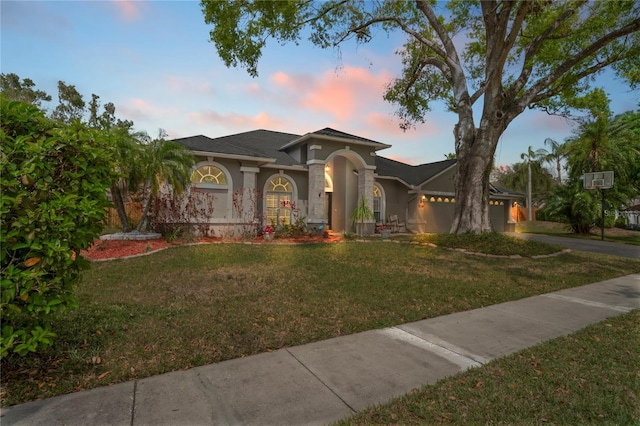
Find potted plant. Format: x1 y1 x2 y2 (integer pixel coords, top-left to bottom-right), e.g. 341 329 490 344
350 197 375 235
263 225 274 241
377 224 391 238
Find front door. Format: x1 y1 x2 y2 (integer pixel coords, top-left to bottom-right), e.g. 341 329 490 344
325 192 332 230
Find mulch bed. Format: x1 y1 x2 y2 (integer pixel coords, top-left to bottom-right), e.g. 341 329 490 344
81 234 344 260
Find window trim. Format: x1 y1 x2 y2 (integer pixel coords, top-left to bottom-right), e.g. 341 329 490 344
190 162 231 189
263 173 299 226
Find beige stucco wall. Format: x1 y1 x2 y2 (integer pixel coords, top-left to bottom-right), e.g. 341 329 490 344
305 139 377 168
424 167 457 192
413 199 456 233
376 178 410 224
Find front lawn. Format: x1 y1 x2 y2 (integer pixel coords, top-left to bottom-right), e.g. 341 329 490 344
516 220 640 245
2 239 638 406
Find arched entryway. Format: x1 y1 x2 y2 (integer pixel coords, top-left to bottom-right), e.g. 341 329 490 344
322 150 375 233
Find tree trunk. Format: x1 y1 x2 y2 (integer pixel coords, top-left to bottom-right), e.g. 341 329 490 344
450 113 504 234
110 185 130 232
450 151 493 234
136 181 153 232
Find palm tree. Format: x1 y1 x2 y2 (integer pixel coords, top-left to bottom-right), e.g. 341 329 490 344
106 126 146 232
521 146 547 221
134 131 195 232
564 111 640 210
565 117 614 175
542 138 565 183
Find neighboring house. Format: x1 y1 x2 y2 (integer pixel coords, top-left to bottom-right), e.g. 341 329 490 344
619 198 640 227
169 128 520 236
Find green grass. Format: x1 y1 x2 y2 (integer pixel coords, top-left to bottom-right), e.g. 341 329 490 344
412 232 563 256
2 240 639 407
336 310 640 425
517 220 640 246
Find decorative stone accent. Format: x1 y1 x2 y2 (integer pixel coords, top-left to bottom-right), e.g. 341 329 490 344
100 232 162 241
307 163 325 223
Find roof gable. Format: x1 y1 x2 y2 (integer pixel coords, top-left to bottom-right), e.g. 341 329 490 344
375 157 457 187
173 130 301 166
281 127 391 151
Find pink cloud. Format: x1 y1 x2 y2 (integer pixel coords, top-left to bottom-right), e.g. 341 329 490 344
385 154 419 164
245 83 262 95
188 110 288 133
362 112 445 140
118 98 179 121
269 66 393 121
112 0 141 21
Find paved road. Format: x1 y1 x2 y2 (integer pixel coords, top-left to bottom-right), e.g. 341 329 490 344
507 233 640 259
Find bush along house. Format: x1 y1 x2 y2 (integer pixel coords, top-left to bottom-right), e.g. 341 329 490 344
165 128 520 236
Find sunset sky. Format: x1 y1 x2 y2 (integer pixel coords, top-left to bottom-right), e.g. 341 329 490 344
2 0 637 166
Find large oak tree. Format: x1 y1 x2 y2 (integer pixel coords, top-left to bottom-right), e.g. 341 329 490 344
201 0 640 233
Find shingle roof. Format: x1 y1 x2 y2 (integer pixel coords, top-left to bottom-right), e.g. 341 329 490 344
173 130 302 166
490 184 524 198
174 130 458 186
311 128 390 147
375 157 457 186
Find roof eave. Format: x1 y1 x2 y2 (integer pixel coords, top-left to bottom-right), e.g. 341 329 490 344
191 150 276 166
374 174 415 189
260 164 307 171
414 162 458 188
280 133 391 151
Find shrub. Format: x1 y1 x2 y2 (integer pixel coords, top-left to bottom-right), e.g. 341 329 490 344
595 211 616 229
0 96 117 359
151 185 217 238
542 179 599 233
615 216 627 228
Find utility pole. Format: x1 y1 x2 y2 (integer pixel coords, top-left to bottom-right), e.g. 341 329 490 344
527 159 532 221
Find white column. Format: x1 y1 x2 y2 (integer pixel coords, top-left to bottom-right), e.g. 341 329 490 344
240 166 259 223
307 162 325 224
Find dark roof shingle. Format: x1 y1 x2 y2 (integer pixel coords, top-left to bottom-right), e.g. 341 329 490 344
173 130 301 166
375 157 456 186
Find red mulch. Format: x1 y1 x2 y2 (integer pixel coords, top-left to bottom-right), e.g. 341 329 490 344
82 234 344 260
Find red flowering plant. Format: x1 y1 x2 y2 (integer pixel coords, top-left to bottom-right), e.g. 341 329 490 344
263 225 274 234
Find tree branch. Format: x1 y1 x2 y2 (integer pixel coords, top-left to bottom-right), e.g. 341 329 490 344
337 15 449 61
523 16 640 106
415 0 459 65
529 52 630 105
300 0 348 27
510 5 581 97
415 0 470 109
500 1 530 67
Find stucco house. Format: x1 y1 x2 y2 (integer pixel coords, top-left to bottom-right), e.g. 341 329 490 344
169 128 519 236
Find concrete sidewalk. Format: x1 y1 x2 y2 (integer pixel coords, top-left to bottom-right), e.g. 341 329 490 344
2 274 639 426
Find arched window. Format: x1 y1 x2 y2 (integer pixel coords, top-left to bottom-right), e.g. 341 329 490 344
191 165 227 185
189 162 231 219
266 176 293 226
373 184 383 222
